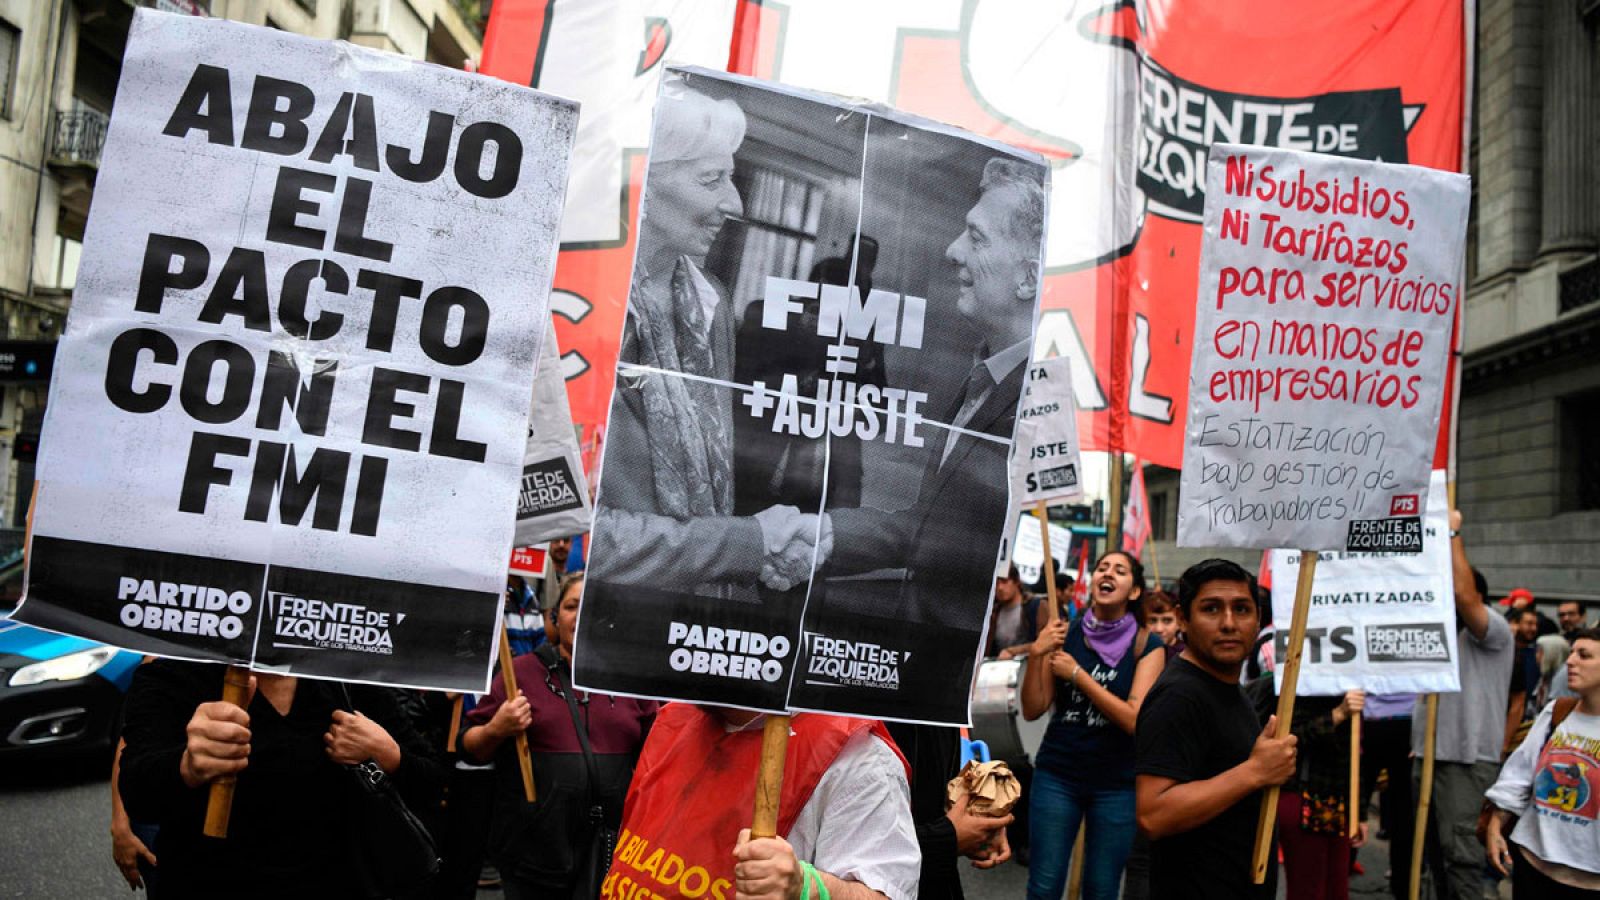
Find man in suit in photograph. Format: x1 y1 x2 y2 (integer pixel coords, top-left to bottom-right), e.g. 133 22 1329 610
824 157 1044 630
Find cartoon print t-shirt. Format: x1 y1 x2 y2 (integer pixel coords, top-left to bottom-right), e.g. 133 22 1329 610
1486 706 1600 875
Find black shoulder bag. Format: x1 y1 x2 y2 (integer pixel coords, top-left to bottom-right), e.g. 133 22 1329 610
336 684 441 899
543 648 619 900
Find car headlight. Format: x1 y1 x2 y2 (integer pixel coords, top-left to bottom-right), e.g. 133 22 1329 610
9 646 118 687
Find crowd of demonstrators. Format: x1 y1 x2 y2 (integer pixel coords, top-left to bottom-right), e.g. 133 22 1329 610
988 564 1042 660
1022 551 1164 900
1484 627 1600 898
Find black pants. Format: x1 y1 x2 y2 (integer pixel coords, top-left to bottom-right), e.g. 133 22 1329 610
1512 847 1600 899
1362 716 1414 900
433 764 496 900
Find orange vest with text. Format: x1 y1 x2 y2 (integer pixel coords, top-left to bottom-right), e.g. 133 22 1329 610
601 704 908 900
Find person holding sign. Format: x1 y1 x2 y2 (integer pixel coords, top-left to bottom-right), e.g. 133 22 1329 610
117 661 443 897
590 83 823 600
1134 559 1297 899
462 573 657 900
1484 628 1600 898
601 706 919 900
1274 690 1369 900
1020 551 1163 900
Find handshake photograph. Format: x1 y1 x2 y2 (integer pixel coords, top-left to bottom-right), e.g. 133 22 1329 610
576 68 1047 719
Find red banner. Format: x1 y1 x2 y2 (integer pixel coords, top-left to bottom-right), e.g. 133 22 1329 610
482 0 1465 470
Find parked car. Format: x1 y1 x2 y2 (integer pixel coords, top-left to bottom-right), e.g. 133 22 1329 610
0 549 142 759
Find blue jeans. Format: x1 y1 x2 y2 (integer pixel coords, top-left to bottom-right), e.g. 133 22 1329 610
1026 767 1138 900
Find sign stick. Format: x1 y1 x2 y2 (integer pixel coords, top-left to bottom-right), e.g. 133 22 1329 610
1349 711 1362 838
1409 693 1439 900
751 714 791 838
497 626 537 803
446 693 463 753
1251 549 1319 883
1107 451 1126 551
1036 502 1060 623
202 665 252 838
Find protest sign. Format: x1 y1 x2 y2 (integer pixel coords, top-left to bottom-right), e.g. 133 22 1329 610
514 325 592 546
509 545 548 579
1269 470 1459 696
13 11 576 692
1010 356 1084 507
574 67 1047 725
1123 459 1152 557
1011 512 1072 589
1176 145 1468 551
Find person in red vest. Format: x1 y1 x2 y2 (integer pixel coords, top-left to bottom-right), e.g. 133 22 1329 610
602 705 920 900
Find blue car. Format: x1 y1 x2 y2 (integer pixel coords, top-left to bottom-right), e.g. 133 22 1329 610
0 551 142 758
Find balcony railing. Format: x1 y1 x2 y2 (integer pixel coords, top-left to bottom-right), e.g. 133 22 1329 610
51 108 110 168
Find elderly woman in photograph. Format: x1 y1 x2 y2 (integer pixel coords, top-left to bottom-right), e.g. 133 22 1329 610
590 83 819 599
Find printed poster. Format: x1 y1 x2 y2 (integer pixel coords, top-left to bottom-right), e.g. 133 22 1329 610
1270 470 1461 696
575 67 1047 724
1177 145 1468 551
14 11 576 692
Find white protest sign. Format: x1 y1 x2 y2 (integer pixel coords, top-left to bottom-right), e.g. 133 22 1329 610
1011 356 1084 506
1178 145 1468 551
513 324 592 546
1011 512 1072 587
1270 470 1459 696
15 11 576 692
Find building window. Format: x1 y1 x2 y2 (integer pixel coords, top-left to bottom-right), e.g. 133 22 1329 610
40 234 81 290
0 20 20 121
1560 389 1600 511
1149 491 1169 541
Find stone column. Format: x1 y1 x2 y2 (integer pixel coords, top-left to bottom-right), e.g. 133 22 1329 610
1539 0 1597 255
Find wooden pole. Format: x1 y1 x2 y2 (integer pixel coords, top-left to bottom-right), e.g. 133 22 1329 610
1036 501 1060 624
1251 549 1319 883
751 714 791 839
1106 452 1126 552
446 693 463 753
498 626 537 803
1409 693 1439 900
1349 710 1362 839
202 665 252 838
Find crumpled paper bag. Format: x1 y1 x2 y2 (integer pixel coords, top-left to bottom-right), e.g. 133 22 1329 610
946 760 1020 817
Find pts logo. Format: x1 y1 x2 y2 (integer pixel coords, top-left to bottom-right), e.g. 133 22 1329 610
1390 494 1420 516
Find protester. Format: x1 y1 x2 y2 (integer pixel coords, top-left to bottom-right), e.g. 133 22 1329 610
1135 558 1297 899
1276 690 1368 900
540 536 574 611
505 574 544 656
118 661 444 898
1483 627 1600 898
1507 606 1543 752
1501 588 1558 637
1141 589 1184 657
462 572 657 900
588 84 822 598
991 564 1041 659
1359 691 1417 900
1559 600 1590 644
603 705 920 900
883 722 1011 899
1414 510 1514 900
1021 550 1163 900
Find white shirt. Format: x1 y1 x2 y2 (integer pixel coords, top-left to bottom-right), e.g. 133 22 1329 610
1486 704 1600 879
724 718 921 900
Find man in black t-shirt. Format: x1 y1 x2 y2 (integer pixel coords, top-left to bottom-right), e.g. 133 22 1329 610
1134 559 1297 899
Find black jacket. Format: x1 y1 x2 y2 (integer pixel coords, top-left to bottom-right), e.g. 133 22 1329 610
885 722 964 900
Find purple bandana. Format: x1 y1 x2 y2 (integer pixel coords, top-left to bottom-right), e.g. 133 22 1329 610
1083 607 1138 669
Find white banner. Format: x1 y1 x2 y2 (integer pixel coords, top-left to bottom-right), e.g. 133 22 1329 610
1011 512 1072 588
16 11 576 692
513 324 592 546
1010 356 1084 506
1270 470 1460 696
1178 145 1468 551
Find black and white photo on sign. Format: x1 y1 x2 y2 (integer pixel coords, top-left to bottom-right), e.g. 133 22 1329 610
578 67 1047 723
